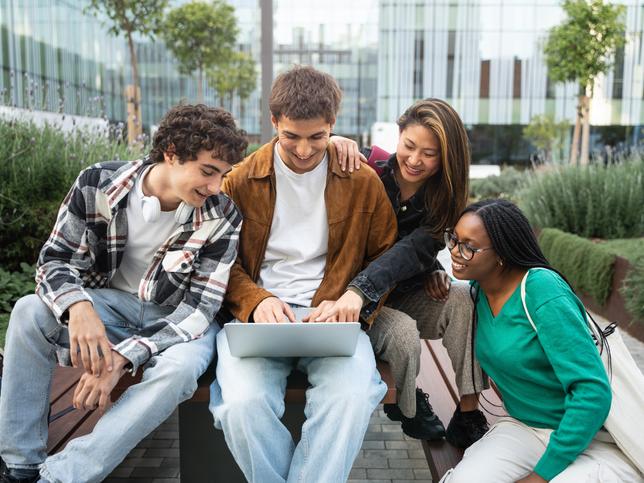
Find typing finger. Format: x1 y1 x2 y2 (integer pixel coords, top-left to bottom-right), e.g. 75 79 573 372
282 303 297 322
303 307 322 322
315 305 337 322
272 305 286 323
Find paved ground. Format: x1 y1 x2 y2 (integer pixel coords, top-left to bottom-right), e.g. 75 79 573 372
104 248 644 482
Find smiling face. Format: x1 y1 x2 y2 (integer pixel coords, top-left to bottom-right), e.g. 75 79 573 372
395 123 442 192
450 212 500 282
272 114 333 174
164 149 233 208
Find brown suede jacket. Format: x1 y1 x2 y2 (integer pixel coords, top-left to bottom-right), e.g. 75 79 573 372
221 138 398 324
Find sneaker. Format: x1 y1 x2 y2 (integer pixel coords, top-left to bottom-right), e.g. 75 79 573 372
445 405 489 448
0 459 38 483
383 403 403 422
399 388 446 440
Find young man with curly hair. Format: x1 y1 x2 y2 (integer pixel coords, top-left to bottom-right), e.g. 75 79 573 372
209 66 398 482
0 105 247 483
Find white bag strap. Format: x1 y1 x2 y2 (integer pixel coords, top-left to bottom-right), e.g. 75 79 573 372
520 267 602 342
520 268 547 332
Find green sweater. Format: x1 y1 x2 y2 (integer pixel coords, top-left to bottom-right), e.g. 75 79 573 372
474 269 611 481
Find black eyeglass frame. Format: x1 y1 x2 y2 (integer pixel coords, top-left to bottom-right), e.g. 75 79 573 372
443 230 493 261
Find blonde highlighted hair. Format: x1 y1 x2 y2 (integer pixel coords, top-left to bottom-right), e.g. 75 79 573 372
397 98 470 237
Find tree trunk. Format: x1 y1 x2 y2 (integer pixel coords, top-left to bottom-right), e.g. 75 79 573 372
126 31 142 145
579 93 591 165
197 68 204 103
569 96 583 165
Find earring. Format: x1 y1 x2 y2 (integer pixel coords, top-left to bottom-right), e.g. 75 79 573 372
498 259 503 266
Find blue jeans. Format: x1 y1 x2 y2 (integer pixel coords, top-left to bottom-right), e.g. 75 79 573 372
209 327 386 483
0 289 217 483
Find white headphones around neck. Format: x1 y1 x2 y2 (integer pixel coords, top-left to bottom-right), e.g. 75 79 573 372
141 195 194 225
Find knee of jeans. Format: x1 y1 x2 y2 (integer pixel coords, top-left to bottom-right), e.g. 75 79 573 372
10 294 54 338
218 390 284 423
320 373 384 411
145 358 199 399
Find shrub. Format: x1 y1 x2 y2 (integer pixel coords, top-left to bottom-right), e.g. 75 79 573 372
521 156 644 239
621 256 644 324
0 263 36 348
469 167 530 202
538 228 616 305
0 119 143 269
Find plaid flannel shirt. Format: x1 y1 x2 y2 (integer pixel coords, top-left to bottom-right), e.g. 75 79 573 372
36 158 241 372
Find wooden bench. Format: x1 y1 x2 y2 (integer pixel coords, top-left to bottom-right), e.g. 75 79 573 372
3 341 499 482
2 356 394 482
417 339 504 480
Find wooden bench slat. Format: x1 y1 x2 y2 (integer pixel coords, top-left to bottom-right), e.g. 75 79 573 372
47 390 96 453
53 409 104 453
49 366 83 405
416 342 463 480
419 340 508 480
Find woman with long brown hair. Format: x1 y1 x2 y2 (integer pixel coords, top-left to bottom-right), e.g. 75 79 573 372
323 99 488 446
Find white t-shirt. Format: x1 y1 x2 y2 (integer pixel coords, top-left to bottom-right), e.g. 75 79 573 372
110 166 180 296
257 144 329 307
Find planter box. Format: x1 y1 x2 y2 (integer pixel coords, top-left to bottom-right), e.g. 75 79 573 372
577 255 644 343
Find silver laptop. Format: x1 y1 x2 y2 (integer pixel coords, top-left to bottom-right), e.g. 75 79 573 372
224 308 361 357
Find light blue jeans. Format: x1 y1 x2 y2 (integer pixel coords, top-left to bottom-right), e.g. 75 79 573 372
209 327 386 483
0 289 217 483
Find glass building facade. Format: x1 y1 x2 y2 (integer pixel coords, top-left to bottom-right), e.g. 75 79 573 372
1 0 642 160
227 0 380 137
378 0 643 162
0 0 243 132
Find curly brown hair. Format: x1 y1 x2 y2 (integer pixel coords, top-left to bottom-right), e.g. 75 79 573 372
269 65 342 123
149 104 248 165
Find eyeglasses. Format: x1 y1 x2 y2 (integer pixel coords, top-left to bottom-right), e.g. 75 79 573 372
443 230 493 261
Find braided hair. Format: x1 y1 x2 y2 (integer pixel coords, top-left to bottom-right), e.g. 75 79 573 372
464 199 611 406
463 199 553 273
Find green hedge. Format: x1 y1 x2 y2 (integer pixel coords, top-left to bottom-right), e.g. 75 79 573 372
0 120 143 269
538 228 616 305
522 157 644 239
622 256 644 323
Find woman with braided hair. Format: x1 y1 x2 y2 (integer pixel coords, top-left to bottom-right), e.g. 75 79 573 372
441 199 641 482
325 99 489 446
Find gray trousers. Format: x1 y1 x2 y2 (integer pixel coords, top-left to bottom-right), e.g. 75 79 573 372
368 281 488 418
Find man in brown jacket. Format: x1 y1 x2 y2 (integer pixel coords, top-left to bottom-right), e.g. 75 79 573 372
209 66 397 483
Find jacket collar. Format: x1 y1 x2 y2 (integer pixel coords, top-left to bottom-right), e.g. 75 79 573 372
247 137 349 180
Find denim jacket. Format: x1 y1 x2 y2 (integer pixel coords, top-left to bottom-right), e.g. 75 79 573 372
349 150 444 316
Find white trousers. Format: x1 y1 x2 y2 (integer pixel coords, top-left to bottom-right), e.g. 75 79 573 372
440 417 643 483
